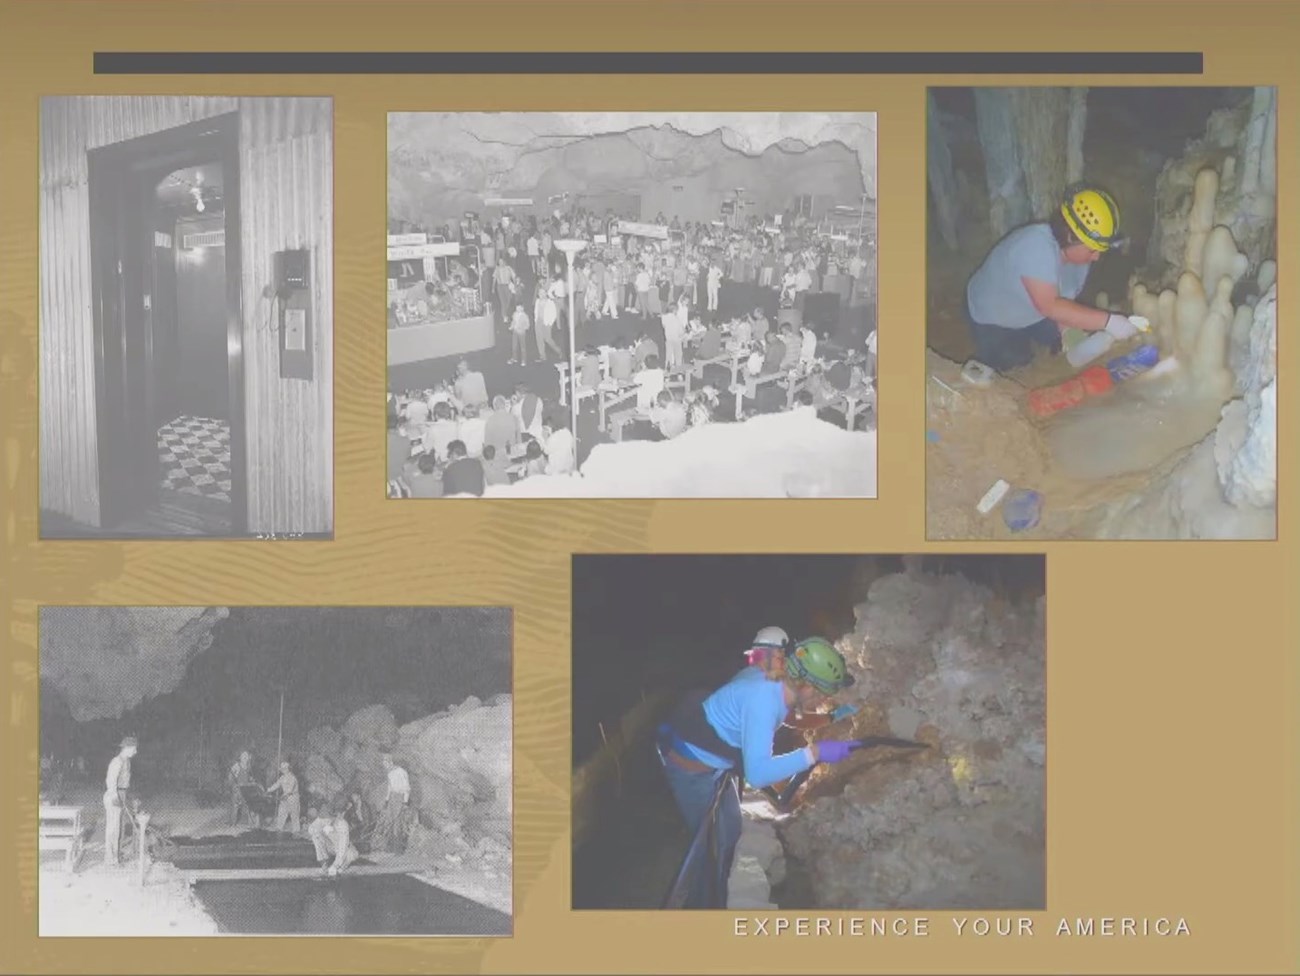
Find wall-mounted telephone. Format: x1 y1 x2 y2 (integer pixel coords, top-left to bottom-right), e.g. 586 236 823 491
274 248 312 381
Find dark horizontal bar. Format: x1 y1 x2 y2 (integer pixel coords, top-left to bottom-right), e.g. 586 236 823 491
94 51 1204 76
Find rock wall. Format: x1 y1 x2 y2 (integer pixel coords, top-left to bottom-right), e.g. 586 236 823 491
39 607 229 721
302 695 513 862
1093 283 1276 539
389 112 875 228
775 568 1045 909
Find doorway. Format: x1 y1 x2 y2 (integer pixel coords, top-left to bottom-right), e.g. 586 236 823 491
88 113 246 536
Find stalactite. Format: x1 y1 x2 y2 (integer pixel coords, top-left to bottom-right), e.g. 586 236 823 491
1065 87 1088 185
972 89 1030 239
926 92 960 251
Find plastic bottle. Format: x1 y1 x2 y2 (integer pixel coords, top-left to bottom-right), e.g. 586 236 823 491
1026 365 1114 418
1065 329 1116 368
1105 344 1160 383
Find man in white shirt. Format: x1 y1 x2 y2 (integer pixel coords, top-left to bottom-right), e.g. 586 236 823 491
545 425 577 476
661 306 685 371
374 752 413 854
634 355 666 413
104 737 138 865
309 804 358 876
457 404 488 457
535 291 563 361
799 324 818 366
635 267 653 318
266 760 301 834
453 360 489 410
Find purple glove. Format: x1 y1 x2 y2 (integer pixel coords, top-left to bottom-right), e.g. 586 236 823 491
816 740 857 764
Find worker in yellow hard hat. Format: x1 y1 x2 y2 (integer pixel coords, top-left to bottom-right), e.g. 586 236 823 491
964 184 1140 371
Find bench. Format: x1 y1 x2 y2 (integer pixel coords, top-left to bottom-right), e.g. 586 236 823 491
39 804 85 873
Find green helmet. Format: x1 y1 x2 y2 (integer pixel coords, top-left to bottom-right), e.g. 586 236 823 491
786 637 855 695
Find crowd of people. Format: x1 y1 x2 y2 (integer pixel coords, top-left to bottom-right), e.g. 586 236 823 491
386 201 877 496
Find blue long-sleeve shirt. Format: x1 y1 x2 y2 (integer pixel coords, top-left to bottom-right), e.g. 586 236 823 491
679 668 814 788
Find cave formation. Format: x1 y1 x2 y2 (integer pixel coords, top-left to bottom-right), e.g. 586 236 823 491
926 87 1277 539
38 606 513 933
570 555 1045 911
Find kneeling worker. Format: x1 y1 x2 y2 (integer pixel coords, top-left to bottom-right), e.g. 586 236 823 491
309 802 359 877
965 184 1139 371
656 635 861 906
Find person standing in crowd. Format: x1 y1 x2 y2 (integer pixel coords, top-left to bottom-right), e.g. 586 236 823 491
535 288 563 362
103 737 138 866
661 300 685 371
509 303 531 366
707 259 723 313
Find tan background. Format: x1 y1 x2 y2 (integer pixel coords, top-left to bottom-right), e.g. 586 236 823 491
0 1 1295 973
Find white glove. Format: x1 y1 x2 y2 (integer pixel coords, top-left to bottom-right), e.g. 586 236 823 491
1104 313 1139 340
327 865 339 877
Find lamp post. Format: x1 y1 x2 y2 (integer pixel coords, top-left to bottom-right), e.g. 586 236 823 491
555 239 588 461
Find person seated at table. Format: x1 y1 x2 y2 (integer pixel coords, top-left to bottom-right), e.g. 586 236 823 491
577 346 602 391
481 444 511 487
608 337 635 382
421 401 460 461
454 360 489 409
523 439 547 477
387 412 414 485
545 421 577 476
751 308 771 344
825 358 852 392
405 452 442 498
634 354 666 413
458 403 487 458
792 388 818 419
484 395 519 458
633 332 660 372
779 324 802 370
442 440 486 497
799 324 818 367
692 319 723 363
404 396 431 427
650 390 689 440
761 332 787 376
732 314 753 346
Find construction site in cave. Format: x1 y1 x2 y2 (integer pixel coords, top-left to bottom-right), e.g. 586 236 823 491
926 87 1277 540
571 555 1045 911
36 607 513 936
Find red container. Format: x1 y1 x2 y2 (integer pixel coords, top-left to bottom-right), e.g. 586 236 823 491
1027 366 1114 418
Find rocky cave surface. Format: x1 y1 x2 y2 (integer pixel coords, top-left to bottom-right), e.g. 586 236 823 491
302 697 513 873
729 566 1046 910
39 607 230 721
388 112 876 228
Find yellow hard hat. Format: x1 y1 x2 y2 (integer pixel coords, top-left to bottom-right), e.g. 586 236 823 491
1061 185 1123 252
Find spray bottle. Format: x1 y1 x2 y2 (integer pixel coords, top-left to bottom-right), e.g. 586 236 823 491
1065 314 1152 368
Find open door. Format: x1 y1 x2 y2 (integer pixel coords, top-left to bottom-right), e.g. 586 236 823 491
88 113 245 534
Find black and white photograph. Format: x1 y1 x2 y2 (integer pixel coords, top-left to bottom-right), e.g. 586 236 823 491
386 112 877 498
39 96 335 539
37 606 512 937
572 554 1045 911
925 87 1277 540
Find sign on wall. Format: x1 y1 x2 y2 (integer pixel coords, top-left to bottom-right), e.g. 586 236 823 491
615 220 669 240
387 242 462 260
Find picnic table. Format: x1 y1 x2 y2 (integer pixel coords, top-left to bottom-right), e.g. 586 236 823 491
39 804 85 873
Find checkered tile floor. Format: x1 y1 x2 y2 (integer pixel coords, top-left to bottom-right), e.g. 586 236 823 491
159 416 232 503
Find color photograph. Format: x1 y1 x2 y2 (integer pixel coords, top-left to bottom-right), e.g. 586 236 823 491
925 87 1277 540
572 554 1045 911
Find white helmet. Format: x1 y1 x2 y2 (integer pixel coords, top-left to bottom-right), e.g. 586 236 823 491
752 626 790 650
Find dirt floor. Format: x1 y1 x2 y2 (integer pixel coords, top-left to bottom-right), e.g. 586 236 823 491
39 786 511 934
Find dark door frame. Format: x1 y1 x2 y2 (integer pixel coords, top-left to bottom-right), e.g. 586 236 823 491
88 111 247 535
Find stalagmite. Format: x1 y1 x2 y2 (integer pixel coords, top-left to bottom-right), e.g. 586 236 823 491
1183 168 1219 275
1191 276 1235 401
1065 87 1087 184
926 92 961 251
973 89 1030 239
1173 271 1209 360
1200 224 1249 297
1256 259 1277 293
1156 289 1178 354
